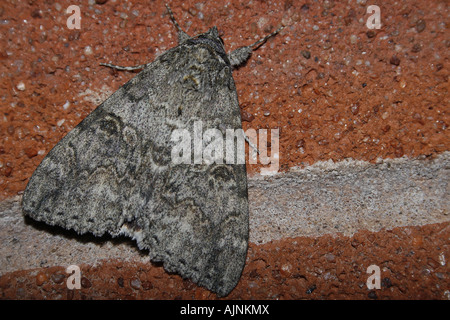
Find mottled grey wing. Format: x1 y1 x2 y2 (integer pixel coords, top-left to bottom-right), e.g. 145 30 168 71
22 42 249 297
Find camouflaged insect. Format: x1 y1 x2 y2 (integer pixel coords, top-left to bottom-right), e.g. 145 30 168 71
22 5 283 297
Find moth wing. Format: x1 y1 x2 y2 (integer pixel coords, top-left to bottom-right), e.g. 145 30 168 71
22 43 249 297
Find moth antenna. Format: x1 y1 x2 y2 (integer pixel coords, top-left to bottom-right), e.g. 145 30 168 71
165 4 183 33
249 25 285 50
165 4 190 42
228 25 285 68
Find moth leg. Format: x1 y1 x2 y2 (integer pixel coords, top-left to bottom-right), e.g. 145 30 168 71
100 3 191 71
228 25 285 68
165 4 190 43
244 132 260 156
100 62 147 71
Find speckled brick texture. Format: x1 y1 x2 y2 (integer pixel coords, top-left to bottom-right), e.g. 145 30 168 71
0 0 449 300
0 222 449 300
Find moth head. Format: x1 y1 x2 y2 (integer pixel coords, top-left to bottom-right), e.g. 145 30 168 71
208 26 226 48
198 27 224 44
189 26 228 61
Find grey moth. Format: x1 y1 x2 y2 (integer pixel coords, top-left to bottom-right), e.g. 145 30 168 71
22 5 283 297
